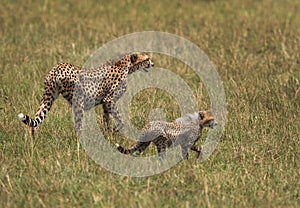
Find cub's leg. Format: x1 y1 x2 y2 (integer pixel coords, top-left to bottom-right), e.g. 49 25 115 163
191 145 202 159
180 145 189 160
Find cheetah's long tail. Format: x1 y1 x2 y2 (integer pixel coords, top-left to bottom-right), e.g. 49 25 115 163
18 81 59 130
18 113 45 128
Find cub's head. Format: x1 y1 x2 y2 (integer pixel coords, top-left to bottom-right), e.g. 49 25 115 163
126 52 154 74
198 111 217 129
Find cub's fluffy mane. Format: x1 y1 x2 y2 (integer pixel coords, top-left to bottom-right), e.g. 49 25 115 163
175 112 199 125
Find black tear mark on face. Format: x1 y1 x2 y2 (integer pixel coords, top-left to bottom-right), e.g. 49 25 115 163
130 54 138 63
199 111 204 120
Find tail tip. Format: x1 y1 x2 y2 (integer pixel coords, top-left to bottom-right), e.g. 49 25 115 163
116 143 120 147
18 113 25 120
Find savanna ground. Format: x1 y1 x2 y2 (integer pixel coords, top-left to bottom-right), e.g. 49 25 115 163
0 0 299 207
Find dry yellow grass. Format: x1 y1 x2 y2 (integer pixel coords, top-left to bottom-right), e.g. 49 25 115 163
0 0 299 207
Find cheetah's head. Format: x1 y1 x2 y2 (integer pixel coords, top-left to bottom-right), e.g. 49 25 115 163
127 52 154 74
199 111 217 129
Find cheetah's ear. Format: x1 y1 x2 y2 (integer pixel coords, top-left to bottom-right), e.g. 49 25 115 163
199 111 204 120
130 54 138 63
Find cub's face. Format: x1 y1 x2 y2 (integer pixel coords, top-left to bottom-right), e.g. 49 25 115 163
128 52 154 73
199 111 217 129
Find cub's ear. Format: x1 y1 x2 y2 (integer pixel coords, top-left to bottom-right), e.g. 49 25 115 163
130 54 138 63
199 111 204 120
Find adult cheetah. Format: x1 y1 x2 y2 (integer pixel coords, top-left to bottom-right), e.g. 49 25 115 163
18 52 154 136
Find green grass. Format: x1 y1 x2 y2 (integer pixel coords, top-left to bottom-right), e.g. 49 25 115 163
1 0 300 207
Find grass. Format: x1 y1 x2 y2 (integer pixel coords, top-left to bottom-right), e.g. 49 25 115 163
1 0 300 207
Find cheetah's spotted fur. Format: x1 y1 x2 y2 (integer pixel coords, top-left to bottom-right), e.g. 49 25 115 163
18 52 154 136
116 111 217 159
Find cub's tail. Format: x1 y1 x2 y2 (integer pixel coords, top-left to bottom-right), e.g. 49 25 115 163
116 143 135 155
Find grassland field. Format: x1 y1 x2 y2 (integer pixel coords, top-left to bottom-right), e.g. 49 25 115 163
0 0 299 207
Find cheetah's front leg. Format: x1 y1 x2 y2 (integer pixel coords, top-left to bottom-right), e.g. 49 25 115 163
72 95 85 137
102 101 123 131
